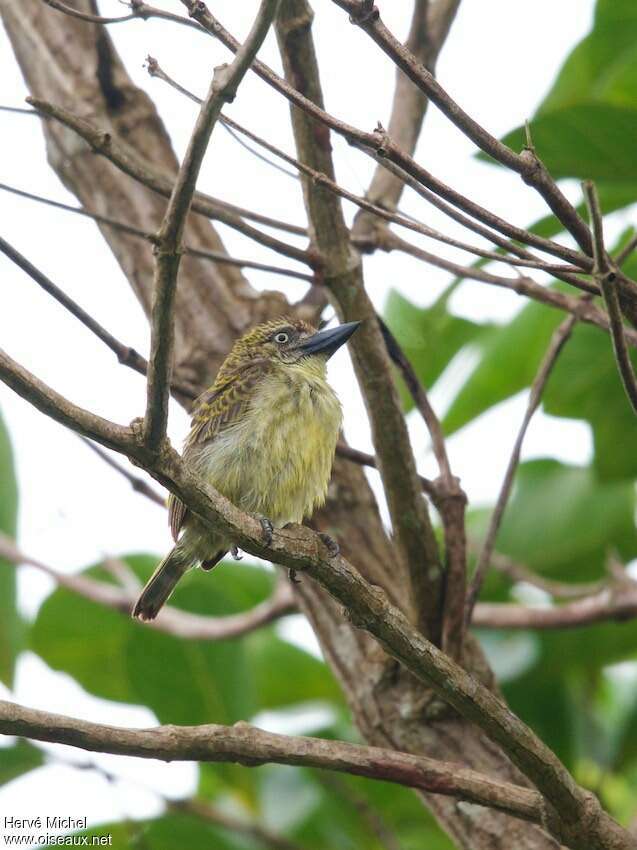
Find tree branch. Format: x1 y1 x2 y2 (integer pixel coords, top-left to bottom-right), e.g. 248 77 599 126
352 0 461 244
80 438 165 507
583 180 637 416
0 348 631 850
274 0 443 637
142 58 580 280
0 699 552 830
0 532 296 641
42 0 135 24
465 310 581 625
332 0 593 255
26 99 311 268
472 578 637 629
0 234 195 401
176 1 593 275
0 181 313 283
377 317 467 658
380 231 637 346
143 0 281 451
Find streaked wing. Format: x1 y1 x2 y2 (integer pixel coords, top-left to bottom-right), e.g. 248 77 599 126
168 359 270 541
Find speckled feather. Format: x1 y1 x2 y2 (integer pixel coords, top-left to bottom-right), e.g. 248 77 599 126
134 316 345 619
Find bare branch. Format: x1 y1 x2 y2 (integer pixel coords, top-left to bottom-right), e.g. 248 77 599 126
170 799 307 850
333 0 592 255
143 0 281 451
0 181 313 283
377 317 467 657
26 99 311 266
465 310 581 624
0 349 632 850
177 1 592 273
380 231 637 346
79 438 165 507
336 442 438 501
583 181 637 416
0 235 195 400
616 234 637 268
0 699 553 829
352 0 461 243
473 579 637 629
143 57 579 279
275 0 443 637
42 0 135 24
484 550 606 600
0 532 296 640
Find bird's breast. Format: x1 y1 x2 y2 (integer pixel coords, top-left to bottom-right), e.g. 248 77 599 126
191 368 342 526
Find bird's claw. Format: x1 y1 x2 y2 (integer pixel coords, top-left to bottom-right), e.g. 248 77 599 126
230 545 243 561
318 532 340 558
258 516 274 546
288 568 301 584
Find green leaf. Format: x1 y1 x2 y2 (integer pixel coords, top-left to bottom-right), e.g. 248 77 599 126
0 408 20 687
483 0 637 205
0 740 43 786
384 288 492 411
245 629 343 711
442 296 562 435
484 459 637 581
499 104 637 182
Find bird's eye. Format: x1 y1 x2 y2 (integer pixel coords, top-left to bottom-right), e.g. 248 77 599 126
274 332 289 344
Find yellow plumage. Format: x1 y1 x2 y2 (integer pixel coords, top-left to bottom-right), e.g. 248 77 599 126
133 316 358 620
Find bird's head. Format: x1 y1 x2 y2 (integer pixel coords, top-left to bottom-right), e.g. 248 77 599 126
221 317 360 375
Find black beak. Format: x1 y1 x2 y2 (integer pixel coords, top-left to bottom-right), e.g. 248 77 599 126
297 321 361 359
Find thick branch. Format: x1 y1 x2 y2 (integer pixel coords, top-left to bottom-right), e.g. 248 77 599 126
0 699 550 828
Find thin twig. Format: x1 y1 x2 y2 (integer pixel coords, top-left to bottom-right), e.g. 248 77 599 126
0 181 313 283
143 0 281 451
0 235 196 399
377 316 467 659
80 438 165 507
336 442 438 500
465 310 582 626
583 180 637 416
27 99 311 265
615 234 637 268
332 0 593 255
379 230 637 347
144 58 584 278
42 0 135 23
172 2 592 274
0 532 296 640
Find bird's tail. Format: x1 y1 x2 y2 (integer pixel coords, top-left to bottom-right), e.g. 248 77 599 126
132 548 189 621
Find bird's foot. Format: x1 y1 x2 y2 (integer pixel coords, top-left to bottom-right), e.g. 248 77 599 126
257 515 274 546
288 568 301 584
318 532 340 558
230 545 243 561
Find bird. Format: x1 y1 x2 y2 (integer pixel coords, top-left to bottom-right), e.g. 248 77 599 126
132 316 360 621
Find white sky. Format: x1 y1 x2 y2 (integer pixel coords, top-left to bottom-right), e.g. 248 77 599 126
0 0 618 841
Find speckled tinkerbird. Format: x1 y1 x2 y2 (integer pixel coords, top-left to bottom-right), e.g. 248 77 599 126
133 317 360 620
